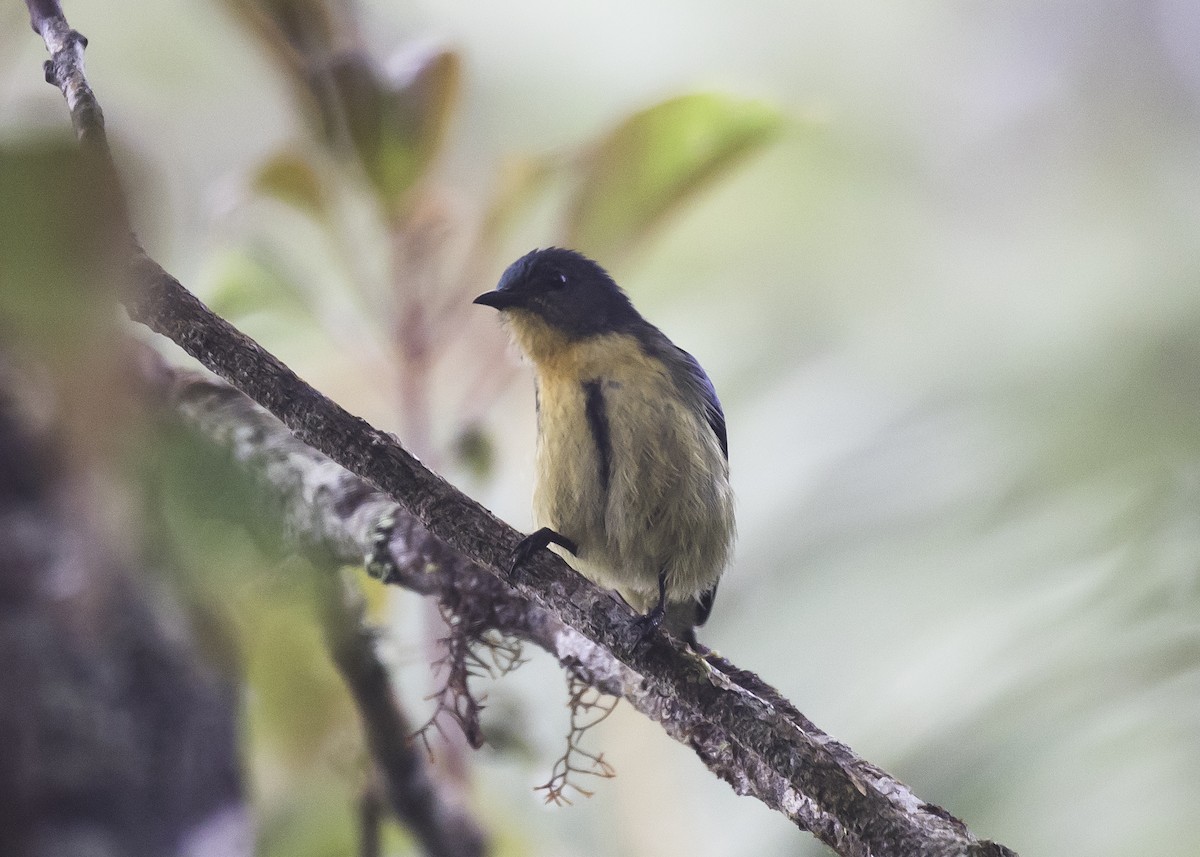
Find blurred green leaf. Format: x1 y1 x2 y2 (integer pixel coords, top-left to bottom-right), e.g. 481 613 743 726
331 47 461 217
257 776 359 857
218 0 344 93
566 93 784 260
0 139 136 458
149 427 360 772
206 248 316 324
241 574 360 769
0 139 120 356
151 424 265 537
325 53 385 159
252 149 328 218
452 423 497 479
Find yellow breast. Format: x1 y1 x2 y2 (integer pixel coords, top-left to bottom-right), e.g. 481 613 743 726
507 310 660 383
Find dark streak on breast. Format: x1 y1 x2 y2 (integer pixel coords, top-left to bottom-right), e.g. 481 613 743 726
582 379 612 494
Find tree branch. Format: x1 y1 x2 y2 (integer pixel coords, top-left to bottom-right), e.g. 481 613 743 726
147 362 1014 857
316 569 488 857
136 356 488 857
27 5 1018 855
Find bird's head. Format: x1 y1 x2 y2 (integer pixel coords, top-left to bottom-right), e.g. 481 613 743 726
473 248 641 348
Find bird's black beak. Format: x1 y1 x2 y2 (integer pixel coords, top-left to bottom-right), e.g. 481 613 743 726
472 290 519 310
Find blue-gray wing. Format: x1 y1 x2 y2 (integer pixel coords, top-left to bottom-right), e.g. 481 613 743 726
639 329 729 631
637 325 729 461
675 347 728 461
672 345 727 628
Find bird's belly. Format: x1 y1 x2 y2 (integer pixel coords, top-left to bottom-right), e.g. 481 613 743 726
533 375 734 602
532 383 607 566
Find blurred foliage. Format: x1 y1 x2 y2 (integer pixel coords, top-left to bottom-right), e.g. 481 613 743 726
225 0 462 219
150 423 371 854
0 141 119 361
207 0 783 467
206 247 319 325
566 93 784 260
331 48 461 216
252 149 328 217
127 1 779 855
0 140 142 472
8 1 1200 856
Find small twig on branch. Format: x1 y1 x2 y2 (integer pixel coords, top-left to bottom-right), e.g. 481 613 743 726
29 6 1018 855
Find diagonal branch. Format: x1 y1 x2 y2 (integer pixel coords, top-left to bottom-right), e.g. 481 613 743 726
27 4 1017 855
149 362 1013 857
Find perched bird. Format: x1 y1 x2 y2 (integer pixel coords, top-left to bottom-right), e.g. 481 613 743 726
474 247 735 643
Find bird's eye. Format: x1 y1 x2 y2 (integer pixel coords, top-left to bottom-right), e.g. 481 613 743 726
552 272 568 289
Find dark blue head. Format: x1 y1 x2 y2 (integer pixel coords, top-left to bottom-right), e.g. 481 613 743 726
473 248 642 339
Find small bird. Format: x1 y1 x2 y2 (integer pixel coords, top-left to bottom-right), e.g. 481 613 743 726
474 247 735 644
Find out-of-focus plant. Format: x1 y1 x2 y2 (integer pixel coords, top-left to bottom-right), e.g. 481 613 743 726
157 0 784 851
213 0 782 463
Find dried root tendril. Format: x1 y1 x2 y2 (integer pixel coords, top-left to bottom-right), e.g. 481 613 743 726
536 673 618 806
414 601 527 754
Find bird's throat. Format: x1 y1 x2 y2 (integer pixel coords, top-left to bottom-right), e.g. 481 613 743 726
508 313 648 385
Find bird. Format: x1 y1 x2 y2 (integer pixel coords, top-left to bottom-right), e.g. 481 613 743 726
473 247 735 644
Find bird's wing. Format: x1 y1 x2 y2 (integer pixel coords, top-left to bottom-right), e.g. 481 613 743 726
696 581 719 627
674 346 728 461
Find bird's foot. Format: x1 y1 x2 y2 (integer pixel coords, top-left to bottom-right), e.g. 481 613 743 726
631 602 667 644
510 527 578 576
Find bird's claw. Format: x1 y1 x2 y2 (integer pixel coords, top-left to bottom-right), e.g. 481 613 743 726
509 527 578 576
631 603 666 644
509 535 541 576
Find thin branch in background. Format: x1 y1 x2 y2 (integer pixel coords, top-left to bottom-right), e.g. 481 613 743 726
27 5 1019 855
535 673 618 806
316 568 487 857
358 782 384 857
